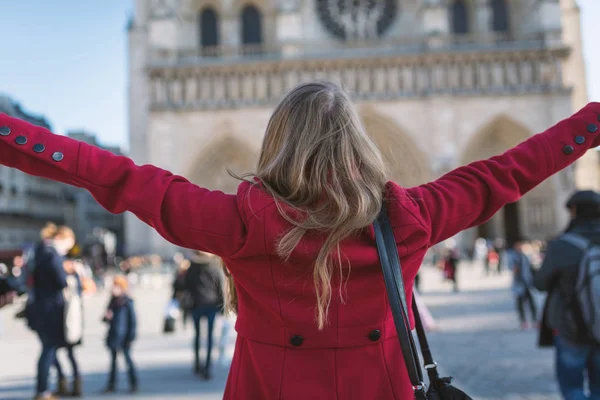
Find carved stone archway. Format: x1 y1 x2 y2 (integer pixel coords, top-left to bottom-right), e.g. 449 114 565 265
460 115 556 247
361 109 432 187
187 136 258 194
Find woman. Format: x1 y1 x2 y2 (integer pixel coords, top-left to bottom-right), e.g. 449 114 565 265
0 83 598 399
53 259 84 397
182 251 224 379
27 223 75 400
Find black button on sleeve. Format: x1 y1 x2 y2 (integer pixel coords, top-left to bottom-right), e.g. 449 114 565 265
33 144 45 153
587 123 598 133
368 329 381 341
290 335 304 347
563 145 575 155
0 126 10 136
575 136 585 145
15 136 27 145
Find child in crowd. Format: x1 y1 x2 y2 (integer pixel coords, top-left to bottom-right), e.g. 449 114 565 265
102 275 138 394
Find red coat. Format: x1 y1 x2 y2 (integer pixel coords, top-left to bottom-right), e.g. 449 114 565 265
1 103 599 399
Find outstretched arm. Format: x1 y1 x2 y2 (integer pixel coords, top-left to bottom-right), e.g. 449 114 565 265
0 114 246 256
406 102 600 246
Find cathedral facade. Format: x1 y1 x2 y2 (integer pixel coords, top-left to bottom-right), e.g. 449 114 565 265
126 0 591 257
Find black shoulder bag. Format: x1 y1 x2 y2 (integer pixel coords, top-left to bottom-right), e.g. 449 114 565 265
373 205 473 400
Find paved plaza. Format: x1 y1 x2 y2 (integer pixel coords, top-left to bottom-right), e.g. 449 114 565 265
0 263 560 400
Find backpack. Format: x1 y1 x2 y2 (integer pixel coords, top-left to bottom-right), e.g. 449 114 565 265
560 233 600 344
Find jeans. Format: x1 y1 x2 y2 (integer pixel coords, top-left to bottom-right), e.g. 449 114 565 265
54 346 79 380
555 336 600 400
108 346 137 388
192 306 218 371
36 337 58 395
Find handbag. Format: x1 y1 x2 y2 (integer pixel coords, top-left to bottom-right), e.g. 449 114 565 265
163 298 180 334
63 275 84 345
373 204 473 400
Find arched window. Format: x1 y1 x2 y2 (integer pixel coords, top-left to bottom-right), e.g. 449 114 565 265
199 7 219 49
241 5 263 46
491 0 509 33
450 0 470 35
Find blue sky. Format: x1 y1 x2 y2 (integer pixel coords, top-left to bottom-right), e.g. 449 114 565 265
1 1 599 151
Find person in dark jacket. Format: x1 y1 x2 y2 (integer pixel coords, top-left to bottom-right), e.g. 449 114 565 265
535 190 600 399
102 275 138 394
29 223 76 400
183 251 224 380
172 254 191 329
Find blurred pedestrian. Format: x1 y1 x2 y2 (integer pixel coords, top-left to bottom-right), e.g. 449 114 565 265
172 255 192 329
443 246 460 292
102 275 138 394
184 251 224 379
28 223 76 400
507 237 538 330
535 190 600 399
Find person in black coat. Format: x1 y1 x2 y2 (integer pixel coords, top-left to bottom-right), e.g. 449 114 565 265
183 251 224 380
102 275 138 394
28 224 76 400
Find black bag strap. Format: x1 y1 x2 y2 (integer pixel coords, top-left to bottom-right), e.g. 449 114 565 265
412 300 441 384
373 204 427 399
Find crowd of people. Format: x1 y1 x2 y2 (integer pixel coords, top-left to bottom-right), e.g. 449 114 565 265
0 222 236 400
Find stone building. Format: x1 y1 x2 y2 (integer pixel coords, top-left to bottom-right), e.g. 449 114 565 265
0 96 77 258
126 0 591 257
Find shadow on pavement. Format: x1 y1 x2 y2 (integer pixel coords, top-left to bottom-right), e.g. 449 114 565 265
0 361 231 400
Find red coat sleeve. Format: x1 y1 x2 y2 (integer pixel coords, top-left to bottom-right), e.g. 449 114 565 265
0 114 246 256
406 102 600 246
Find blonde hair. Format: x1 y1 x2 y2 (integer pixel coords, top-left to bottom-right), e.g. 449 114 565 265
238 81 387 329
113 275 129 292
40 223 75 241
221 262 238 316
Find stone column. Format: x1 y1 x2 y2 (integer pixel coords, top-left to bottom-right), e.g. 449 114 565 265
126 11 153 256
474 0 492 36
276 0 303 57
538 0 562 47
420 0 450 49
560 0 598 190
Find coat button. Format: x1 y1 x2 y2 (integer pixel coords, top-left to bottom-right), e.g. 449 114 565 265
0 126 10 136
575 136 585 145
33 143 45 153
563 145 575 155
52 152 64 162
15 136 27 145
368 329 381 341
290 335 304 347
587 123 598 133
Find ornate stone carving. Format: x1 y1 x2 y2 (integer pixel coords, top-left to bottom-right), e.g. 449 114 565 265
148 48 569 111
150 0 179 18
315 0 398 40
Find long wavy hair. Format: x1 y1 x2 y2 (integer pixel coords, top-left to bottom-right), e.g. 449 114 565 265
233 81 387 329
